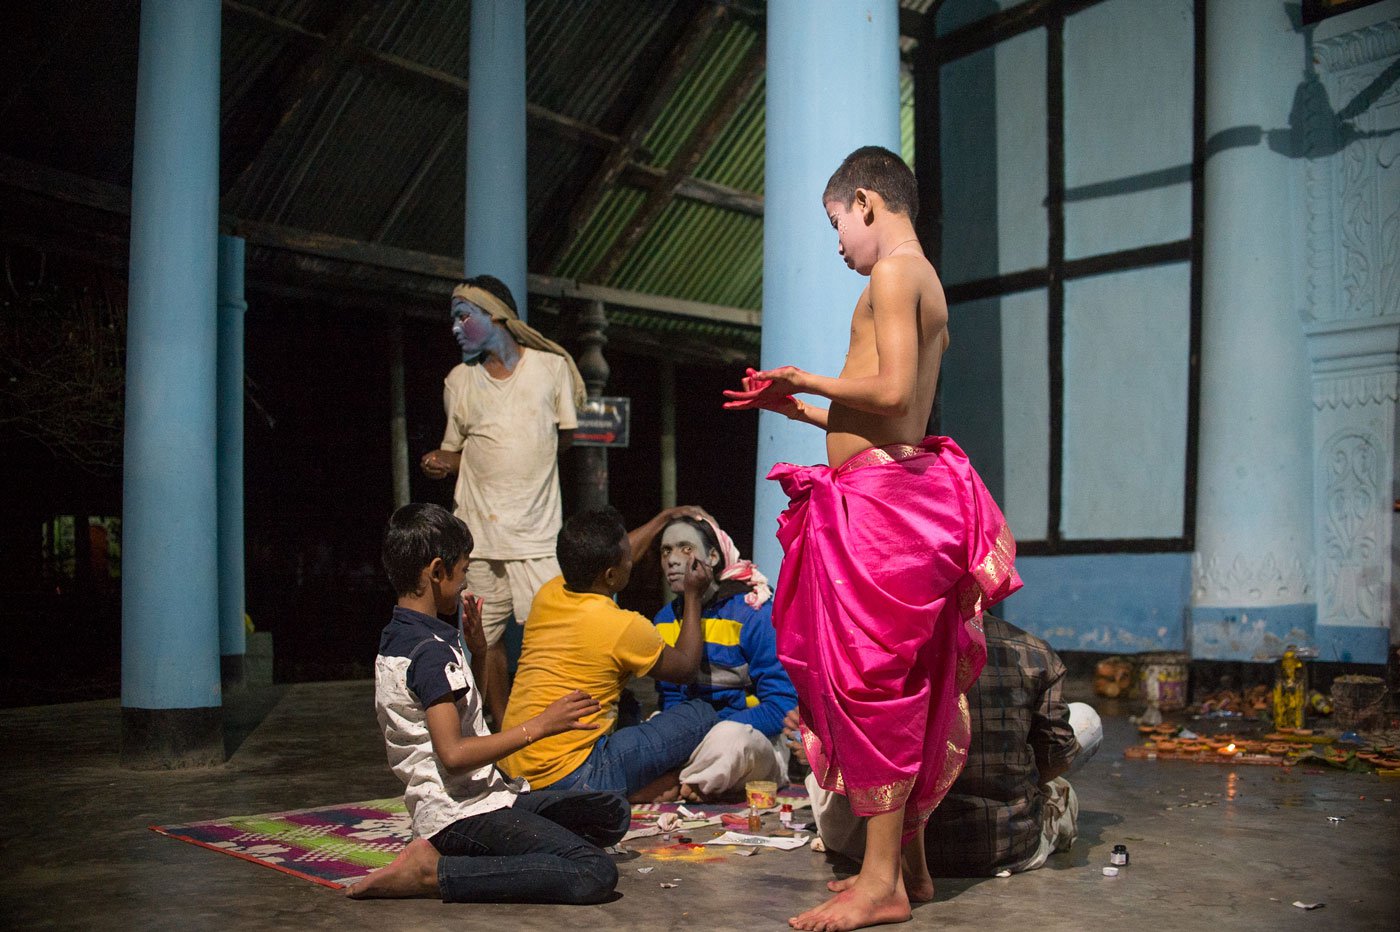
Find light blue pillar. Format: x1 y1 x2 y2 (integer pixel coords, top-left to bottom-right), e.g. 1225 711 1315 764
218 235 247 685
1191 0 1315 661
753 0 902 575
121 0 223 767
465 0 528 320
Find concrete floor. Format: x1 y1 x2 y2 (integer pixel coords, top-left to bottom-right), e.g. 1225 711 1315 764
3 681 1397 931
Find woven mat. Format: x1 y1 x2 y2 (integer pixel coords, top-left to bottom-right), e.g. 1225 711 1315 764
152 787 812 889
151 797 412 889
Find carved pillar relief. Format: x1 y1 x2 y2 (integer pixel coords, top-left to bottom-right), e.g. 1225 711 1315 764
1306 14 1400 651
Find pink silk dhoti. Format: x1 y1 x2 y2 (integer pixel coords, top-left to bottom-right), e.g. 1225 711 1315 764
767 436 1020 837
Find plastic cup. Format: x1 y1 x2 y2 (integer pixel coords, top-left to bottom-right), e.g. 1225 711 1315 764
745 780 778 809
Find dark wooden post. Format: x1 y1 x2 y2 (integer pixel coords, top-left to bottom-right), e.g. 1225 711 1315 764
575 299 610 511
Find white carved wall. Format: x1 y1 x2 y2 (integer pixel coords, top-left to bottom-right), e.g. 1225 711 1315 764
1305 13 1400 653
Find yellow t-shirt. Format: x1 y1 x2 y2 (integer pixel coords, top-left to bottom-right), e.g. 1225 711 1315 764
500 576 665 787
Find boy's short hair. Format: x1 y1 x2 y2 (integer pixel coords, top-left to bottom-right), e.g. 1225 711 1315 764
558 506 628 591
382 503 474 597
459 274 518 315
823 145 918 221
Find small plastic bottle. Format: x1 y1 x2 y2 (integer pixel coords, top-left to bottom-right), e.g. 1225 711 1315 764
779 803 793 829
1110 844 1129 866
747 806 762 833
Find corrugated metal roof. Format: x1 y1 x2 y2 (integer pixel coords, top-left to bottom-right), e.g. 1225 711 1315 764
640 19 761 169
5 0 928 337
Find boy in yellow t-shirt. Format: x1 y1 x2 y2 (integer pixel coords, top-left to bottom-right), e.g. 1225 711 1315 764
501 507 717 796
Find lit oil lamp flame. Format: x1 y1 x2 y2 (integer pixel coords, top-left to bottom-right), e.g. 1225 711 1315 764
1218 742 1238 755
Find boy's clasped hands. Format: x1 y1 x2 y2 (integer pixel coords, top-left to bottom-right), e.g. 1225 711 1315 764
722 366 808 418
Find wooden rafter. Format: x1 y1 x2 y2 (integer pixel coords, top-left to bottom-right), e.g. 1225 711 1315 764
222 0 381 200
587 43 767 282
538 0 728 270
0 153 759 329
220 0 763 219
372 121 457 243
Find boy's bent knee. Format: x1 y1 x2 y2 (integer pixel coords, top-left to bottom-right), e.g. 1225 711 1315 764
601 792 631 839
567 852 618 904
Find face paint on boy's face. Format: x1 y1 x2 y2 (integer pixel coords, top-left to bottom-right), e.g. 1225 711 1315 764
451 299 495 358
660 524 714 595
825 198 874 274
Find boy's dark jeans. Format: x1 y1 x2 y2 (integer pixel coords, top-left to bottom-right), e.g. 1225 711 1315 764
550 698 720 795
429 789 628 904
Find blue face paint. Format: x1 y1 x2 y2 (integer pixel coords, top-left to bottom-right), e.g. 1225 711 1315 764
451 298 495 363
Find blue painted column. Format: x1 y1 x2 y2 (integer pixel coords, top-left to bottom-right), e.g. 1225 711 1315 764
465 0 528 320
218 235 247 687
752 0 902 575
1191 0 1315 662
121 0 223 767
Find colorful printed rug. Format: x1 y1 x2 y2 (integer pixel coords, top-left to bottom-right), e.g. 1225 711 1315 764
152 786 812 889
151 797 412 889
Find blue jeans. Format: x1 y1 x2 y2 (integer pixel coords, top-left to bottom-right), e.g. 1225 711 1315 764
550 699 719 795
429 789 628 904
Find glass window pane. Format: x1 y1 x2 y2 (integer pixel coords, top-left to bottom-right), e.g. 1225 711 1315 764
939 28 1047 285
1061 263 1190 539
1063 0 1193 259
940 291 1049 542
1000 289 1049 541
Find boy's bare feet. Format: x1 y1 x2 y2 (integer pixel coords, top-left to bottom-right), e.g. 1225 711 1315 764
343 838 440 899
790 872 912 931
826 866 933 904
825 830 934 904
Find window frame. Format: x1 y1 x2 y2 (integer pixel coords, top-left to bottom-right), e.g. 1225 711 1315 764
912 0 1205 556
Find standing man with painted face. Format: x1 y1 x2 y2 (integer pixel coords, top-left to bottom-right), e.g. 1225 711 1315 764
421 275 588 729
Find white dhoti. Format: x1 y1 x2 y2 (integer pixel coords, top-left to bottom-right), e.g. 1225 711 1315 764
678 720 787 796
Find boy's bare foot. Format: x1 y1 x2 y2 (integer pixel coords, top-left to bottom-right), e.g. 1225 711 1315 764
900 837 935 903
825 843 934 904
343 838 440 899
790 874 912 931
826 869 933 904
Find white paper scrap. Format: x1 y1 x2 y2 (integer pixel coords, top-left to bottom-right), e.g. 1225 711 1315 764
703 831 810 850
1291 901 1324 911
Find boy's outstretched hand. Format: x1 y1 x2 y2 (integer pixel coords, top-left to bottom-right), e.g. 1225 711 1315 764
459 592 487 655
722 366 805 417
534 689 602 737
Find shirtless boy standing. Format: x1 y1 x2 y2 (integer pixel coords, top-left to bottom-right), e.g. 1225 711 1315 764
724 146 1022 931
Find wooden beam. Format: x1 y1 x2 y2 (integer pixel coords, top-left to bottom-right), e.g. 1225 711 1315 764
540 0 728 270
899 6 924 41
621 165 763 216
0 155 762 330
589 44 767 281
932 0 1109 65
529 275 760 328
223 0 380 199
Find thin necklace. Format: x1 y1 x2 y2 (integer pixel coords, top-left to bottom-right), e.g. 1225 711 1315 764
886 237 919 257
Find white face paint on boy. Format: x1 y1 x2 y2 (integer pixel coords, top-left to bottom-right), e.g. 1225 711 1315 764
660 523 720 599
